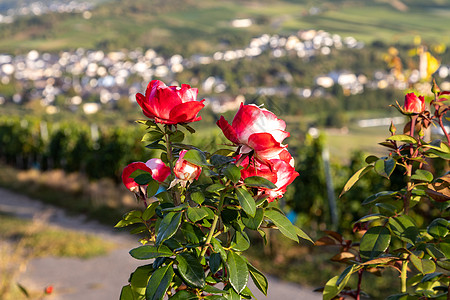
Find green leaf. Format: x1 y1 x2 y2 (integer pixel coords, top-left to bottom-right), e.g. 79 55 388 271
362 191 398 205
147 180 160 198
411 169 434 182
130 169 150 178
190 191 205 204
243 176 277 189
135 173 154 185
323 275 350 300
210 154 235 167
169 131 185 143
427 218 449 238
359 226 391 260
236 188 256 218
241 208 264 230
227 251 249 294
176 252 205 289
203 285 227 294
425 244 446 260
146 264 175 300
294 225 314 244
115 210 143 228
223 165 241 184
212 238 227 262
387 134 418 144
375 202 399 216
374 157 396 179
365 155 378 164
130 264 153 297
129 245 173 260
410 253 436 274
264 209 298 242
169 290 197 300
156 212 182 247
336 264 359 286
146 140 167 151
436 260 450 270
340 165 374 197
388 215 419 245
227 288 241 300
248 263 268 296
142 202 159 221
183 149 212 167
187 207 210 223
209 253 222 274
120 285 133 300
231 230 250 251
206 183 226 193
142 131 164 142
181 222 205 244
353 213 384 224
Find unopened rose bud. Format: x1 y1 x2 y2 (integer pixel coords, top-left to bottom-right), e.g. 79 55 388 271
173 150 201 182
404 92 425 114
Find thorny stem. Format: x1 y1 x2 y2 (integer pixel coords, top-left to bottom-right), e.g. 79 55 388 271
164 125 181 205
355 269 363 300
200 193 225 258
438 115 450 145
401 253 409 293
404 164 412 215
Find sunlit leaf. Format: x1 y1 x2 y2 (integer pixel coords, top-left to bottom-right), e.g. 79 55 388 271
359 226 391 260
340 165 374 197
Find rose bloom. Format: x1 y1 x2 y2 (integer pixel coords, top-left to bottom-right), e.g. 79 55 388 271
173 150 202 182
122 159 170 192
136 80 205 124
217 104 289 163
240 150 299 202
404 92 425 114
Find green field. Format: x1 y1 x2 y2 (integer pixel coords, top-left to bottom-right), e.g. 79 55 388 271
0 0 449 53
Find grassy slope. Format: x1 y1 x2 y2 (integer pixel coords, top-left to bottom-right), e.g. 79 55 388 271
0 0 449 53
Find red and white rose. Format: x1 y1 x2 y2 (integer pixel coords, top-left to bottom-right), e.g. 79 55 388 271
404 92 425 114
217 104 289 163
122 159 170 192
136 80 205 124
240 150 299 202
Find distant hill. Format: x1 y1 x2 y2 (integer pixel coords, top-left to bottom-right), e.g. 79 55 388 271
0 0 449 54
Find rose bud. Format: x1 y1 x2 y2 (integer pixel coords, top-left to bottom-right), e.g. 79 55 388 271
172 150 202 187
404 92 425 114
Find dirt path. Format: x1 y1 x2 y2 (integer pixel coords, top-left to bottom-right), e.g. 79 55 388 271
0 188 321 300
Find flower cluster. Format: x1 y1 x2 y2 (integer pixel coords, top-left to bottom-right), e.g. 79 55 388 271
218 104 298 202
123 80 298 202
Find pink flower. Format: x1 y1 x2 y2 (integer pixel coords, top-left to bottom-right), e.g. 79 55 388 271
217 104 290 163
173 150 202 182
122 159 170 192
145 158 171 183
404 92 425 114
240 150 299 202
122 162 153 192
136 80 205 124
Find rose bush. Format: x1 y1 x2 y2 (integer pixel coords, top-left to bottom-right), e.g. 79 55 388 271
118 80 311 300
319 82 450 300
136 80 205 124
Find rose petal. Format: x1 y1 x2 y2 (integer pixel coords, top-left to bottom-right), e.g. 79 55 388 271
217 116 239 144
168 100 205 124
